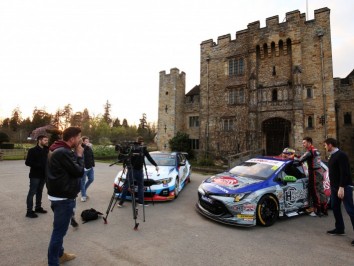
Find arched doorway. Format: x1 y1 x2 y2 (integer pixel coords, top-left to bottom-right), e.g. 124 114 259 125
262 117 291 155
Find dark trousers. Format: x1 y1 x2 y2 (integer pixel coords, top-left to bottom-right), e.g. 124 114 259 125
48 199 75 266
308 170 327 210
26 178 45 211
331 186 354 232
120 168 144 204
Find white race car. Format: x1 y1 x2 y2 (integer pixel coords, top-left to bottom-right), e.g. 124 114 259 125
114 151 191 201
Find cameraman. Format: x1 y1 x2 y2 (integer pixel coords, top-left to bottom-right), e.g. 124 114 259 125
118 136 159 207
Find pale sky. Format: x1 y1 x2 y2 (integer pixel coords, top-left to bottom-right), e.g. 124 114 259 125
0 0 353 125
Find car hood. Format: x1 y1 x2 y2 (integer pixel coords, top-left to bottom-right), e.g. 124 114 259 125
201 172 264 194
116 166 176 182
145 165 176 180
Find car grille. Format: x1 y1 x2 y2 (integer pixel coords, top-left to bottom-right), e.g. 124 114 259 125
198 192 231 216
144 179 156 186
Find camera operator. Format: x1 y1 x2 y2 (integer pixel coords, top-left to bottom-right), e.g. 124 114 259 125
118 136 159 207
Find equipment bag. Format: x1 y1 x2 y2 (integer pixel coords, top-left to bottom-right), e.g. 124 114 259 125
81 208 103 224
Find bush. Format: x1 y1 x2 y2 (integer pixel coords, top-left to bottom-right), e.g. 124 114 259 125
169 132 193 157
0 132 10 144
198 158 214 166
0 143 14 149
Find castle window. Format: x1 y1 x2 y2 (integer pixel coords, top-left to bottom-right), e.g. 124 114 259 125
256 45 260 60
190 139 199 150
272 66 276 76
228 58 244 76
306 87 313 98
228 87 245 105
271 42 276 56
344 112 352 125
189 116 199 128
272 89 278 101
307 116 314 129
222 118 234 131
279 40 284 55
263 43 268 57
287 38 292 54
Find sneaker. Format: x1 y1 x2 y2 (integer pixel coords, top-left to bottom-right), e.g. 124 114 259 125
138 202 149 207
117 203 123 208
59 252 76 263
81 197 86 202
70 217 79 228
35 207 47 214
26 211 38 218
327 229 346 236
305 207 314 214
309 211 317 217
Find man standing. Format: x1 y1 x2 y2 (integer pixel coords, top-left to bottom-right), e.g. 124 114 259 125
297 137 327 216
80 136 95 202
324 138 354 246
25 135 49 218
118 136 159 207
46 127 84 265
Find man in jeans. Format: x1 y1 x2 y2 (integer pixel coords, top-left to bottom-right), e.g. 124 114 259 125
46 127 84 265
80 136 95 202
25 135 49 218
324 138 354 246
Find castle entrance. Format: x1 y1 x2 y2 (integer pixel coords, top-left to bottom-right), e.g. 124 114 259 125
262 118 291 155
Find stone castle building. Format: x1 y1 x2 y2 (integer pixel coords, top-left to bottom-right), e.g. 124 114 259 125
156 7 354 166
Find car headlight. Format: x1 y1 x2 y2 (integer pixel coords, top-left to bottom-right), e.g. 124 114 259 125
233 193 248 202
155 177 173 185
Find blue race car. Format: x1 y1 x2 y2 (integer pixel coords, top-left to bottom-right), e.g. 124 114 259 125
114 151 191 201
196 156 330 227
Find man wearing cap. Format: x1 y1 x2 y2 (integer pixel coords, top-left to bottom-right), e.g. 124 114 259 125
118 136 159 207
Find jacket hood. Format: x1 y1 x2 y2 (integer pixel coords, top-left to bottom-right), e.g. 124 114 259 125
49 140 71 151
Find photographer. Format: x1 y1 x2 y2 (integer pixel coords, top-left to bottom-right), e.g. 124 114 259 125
118 136 159 207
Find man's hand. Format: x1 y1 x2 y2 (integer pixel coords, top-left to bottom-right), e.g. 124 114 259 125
155 166 159 172
75 143 84 157
338 187 344 199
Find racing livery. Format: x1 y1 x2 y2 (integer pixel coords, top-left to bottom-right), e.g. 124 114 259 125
114 151 191 201
196 156 330 227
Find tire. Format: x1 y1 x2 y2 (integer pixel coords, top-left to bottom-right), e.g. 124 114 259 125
256 195 279 227
174 177 180 199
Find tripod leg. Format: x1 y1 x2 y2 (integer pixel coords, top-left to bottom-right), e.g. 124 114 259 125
103 191 116 224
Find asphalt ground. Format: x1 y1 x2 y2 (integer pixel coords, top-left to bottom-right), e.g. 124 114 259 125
1 160 354 266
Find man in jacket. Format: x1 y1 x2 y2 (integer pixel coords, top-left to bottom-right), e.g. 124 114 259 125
25 135 49 218
46 127 84 265
118 136 159 207
324 138 354 246
80 136 95 202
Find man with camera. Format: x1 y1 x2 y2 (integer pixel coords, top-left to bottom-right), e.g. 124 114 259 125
118 136 159 207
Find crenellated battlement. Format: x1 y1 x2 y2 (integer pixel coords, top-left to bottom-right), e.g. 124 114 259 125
159 68 185 79
200 7 330 48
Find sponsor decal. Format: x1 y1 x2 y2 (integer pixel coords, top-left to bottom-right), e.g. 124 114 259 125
284 187 307 206
201 195 213 204
243 204 256 212
248 158 285 167
212 176 239 186
236 214 255 219
232 205 243 212
212 184 229 194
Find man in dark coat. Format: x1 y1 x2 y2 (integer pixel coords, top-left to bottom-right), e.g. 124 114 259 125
25 135 49 218
324 138 354 246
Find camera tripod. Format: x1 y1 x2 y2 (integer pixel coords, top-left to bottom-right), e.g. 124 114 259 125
103 160 154 231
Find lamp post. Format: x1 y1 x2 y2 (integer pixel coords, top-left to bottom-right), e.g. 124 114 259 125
205 56 210 159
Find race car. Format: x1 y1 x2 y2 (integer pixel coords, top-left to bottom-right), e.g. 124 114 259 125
196 156 330 227
114 151 191 201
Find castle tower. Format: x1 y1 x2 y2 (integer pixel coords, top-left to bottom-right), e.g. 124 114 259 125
156 68 186 151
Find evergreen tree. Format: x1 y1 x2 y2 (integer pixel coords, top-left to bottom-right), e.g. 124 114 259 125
103 100 112 126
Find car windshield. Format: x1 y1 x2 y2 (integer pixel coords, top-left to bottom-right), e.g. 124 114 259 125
145 154 176 166
229 158 284 180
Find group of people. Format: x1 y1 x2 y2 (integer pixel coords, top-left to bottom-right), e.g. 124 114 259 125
281 136 354 246
25 127 96 265
24 129 354 265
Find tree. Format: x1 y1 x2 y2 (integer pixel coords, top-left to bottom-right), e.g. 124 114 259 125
0 132 10 144
122 118 129 128
112 118 121 127
169 132 192 156
32 108 52 130
9 108 22 132
1 118 10 128
103 100 112 125
71 112 83 127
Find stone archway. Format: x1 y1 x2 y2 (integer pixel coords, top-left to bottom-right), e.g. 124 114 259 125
262 117 291 155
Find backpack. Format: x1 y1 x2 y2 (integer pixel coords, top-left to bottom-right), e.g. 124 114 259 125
81 208 103 224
